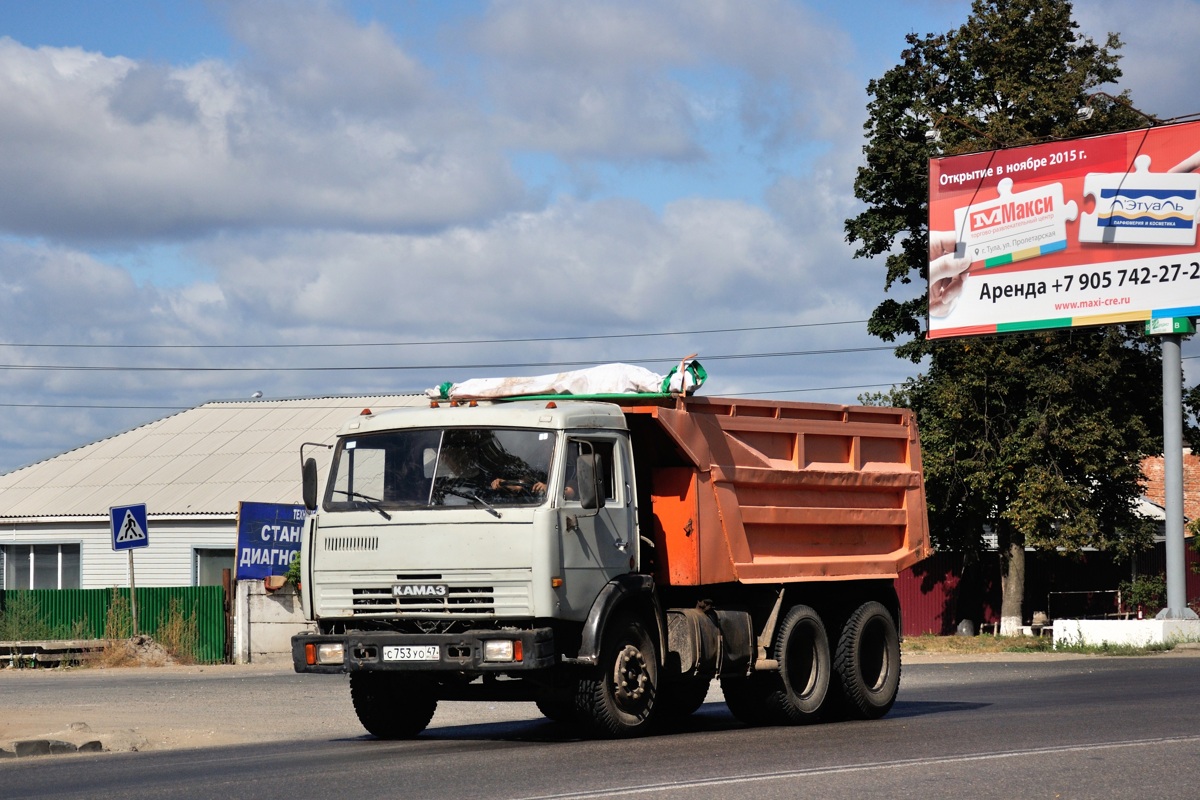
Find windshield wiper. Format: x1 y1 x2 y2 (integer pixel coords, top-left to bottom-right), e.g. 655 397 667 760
441 486 502 519
332 489 392 520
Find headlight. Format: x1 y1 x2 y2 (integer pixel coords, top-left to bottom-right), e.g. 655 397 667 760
317 642 345 665
483 639 522 662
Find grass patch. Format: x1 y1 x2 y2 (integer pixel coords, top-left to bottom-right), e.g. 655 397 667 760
153 597 201 665
1052 638 1174 656
0 594 93 667
96 590 202 667
97 590 141 667
903 632 1193 656
903 633 1053 654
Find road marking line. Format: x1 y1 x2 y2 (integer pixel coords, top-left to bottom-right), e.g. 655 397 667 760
511 735 1200 799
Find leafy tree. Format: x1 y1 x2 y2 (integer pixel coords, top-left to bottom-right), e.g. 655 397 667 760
847 0 1164 633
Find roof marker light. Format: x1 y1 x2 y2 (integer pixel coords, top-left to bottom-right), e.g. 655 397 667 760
360 408 372 416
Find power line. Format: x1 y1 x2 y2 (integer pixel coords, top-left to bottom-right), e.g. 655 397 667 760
0 346 897 373
0 381 902 412
741 382 904 396
0 319 871 350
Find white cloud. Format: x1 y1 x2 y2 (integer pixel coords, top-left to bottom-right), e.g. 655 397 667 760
0 0 932 473
1074 0 1200 121
0 29 528 244
472 0 861 160
180 166 875 338
224 0 429 117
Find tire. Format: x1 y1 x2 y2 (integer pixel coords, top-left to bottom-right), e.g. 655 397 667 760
832 600 901 720
656 674 712 721
764 604 830 724
720 673 778 726
575 613 659 737
349 672 438 739
535 695 576 724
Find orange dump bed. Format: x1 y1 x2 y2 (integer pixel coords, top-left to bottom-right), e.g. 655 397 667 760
619 396 930 586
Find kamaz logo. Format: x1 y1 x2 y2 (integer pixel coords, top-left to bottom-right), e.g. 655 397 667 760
392 584 449 597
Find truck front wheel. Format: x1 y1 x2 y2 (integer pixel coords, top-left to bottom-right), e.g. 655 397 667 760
575 613 658 737
832 600 901 720
349 672 438 739
535 695 576 724
656 674 712 721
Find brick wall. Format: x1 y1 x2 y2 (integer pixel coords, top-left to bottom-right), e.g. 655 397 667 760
1141 451 1200 521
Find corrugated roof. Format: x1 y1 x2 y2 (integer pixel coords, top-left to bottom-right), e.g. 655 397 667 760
0 395 428 520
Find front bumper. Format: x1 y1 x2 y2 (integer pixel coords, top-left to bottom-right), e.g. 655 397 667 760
292 627 556 674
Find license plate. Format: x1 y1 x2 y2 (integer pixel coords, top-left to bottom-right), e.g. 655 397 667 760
383 645 440 662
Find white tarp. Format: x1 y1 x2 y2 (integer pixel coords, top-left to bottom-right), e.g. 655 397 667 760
427 360 704 400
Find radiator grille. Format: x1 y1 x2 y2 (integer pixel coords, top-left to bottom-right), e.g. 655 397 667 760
352 585 495 615
332 579 534 617
323 536 380 552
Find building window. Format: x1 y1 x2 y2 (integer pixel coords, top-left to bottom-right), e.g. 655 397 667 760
194 548 235 586
1 544 81 590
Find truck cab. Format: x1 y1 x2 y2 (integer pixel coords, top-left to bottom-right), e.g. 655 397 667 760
298 400 639 628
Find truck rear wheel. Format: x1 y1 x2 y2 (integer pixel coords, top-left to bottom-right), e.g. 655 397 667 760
765 604 830 724
575 613 658 737
349 672 437 739
832 600 900 720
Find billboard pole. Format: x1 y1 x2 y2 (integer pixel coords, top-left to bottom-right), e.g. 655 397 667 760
1158 330 1199 619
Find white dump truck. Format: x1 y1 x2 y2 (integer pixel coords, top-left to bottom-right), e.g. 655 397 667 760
292 389 929 738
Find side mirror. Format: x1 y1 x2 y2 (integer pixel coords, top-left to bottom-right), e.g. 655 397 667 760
576 453 605 510
302 458 320 511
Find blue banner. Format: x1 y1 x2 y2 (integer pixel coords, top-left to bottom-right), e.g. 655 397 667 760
236 502 307 581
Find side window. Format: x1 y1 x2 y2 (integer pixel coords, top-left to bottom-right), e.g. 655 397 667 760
565 439 618 504
331 443 387 502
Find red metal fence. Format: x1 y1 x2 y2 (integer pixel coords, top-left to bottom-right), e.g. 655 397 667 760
897 543 1200 636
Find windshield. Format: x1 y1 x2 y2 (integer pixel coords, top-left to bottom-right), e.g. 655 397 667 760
325 427 555 511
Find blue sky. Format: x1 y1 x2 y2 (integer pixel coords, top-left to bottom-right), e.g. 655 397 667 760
0 0 1197 473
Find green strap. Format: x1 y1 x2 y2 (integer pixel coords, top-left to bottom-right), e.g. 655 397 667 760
660 359 707 393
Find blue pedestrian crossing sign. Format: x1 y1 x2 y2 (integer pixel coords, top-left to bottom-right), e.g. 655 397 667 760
111 504 149 551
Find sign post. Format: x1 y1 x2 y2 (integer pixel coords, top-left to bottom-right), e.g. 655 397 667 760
1145 328 1200 620
111 503 149 635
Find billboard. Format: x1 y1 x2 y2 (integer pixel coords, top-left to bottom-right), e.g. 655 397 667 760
927 119 1200 339
235 501 307 581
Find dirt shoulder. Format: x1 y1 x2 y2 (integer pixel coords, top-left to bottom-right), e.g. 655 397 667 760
0 660 353 757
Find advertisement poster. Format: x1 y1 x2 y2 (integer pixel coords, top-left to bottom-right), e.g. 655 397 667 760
235 501 307 580
927 119 1200 339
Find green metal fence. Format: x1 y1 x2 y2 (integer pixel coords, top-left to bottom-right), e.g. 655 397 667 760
0 586 227 663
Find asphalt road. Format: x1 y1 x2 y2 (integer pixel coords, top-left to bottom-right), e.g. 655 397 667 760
3 652 1200 799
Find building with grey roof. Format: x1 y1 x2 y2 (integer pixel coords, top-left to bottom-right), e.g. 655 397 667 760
0 395 425 590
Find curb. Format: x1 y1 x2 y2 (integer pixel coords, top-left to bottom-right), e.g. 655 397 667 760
2 738 105 759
